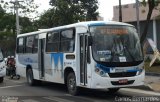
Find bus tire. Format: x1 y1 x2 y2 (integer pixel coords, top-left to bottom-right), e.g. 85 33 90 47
0 77 3 83
108 88 120 93
67 72 79 96
26 69 36 86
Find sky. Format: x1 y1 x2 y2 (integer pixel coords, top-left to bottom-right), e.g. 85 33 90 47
34 0 136 20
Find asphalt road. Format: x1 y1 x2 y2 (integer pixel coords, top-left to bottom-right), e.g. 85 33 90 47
0 77 160 102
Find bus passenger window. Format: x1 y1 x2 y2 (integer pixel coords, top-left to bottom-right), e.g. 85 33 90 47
26 36 34 53
60 29 75 52
33 35 38 53
46 32 59 52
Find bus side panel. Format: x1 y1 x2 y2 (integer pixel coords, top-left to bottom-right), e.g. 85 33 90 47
44 53 77 84
16 55 26 77
16 54 39 79
44 53 64 84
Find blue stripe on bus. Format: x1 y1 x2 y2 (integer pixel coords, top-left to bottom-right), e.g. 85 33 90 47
126 69 138 72
96 64 140 73
51 53 63 69
96 64 110 73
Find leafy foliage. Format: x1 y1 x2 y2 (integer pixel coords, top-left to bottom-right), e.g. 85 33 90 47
37 0 99 27
0 7 16 56
0 0 39 19
0 2 38 56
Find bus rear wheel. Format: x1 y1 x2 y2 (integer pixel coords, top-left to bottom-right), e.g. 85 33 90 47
0 77 3 83
26 69 36 86
67 72 79 96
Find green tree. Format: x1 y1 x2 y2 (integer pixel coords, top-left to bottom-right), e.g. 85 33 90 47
0 5 5 17
0 0 39 19
0 10 16 56
0 2 38 56
35 8 57 28
140 0 160 44
19 16 38 33
40 0 99 27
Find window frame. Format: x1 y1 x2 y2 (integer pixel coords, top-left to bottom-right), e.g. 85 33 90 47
45 27 76 53
26 35 35 53
46 31 60 53
17 35 38 54
59 28 76 53
17 37 26 54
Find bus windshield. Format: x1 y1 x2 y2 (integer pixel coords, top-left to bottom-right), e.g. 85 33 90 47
90 25 143 65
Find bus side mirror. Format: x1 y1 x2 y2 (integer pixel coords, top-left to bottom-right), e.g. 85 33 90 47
88 36 93 46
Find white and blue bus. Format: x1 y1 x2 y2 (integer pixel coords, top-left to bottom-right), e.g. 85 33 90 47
16 21 144 95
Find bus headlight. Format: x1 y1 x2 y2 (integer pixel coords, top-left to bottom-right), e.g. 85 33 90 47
137 66 144 75
95 67 107 77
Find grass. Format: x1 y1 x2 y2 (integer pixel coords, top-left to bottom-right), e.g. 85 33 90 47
144 61 160 73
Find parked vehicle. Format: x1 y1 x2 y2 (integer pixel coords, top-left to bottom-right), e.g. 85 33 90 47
0 49 6 83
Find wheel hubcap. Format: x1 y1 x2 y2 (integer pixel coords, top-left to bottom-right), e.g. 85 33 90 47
69 78 75 90
28 73 31 84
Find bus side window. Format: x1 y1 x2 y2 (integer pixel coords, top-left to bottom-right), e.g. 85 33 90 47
17 37 25 53
60 29 75 52
26 36 34 53
33 35 38 53
46 32 60 52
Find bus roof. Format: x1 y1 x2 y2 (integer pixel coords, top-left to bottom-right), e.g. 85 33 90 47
17 21 134 37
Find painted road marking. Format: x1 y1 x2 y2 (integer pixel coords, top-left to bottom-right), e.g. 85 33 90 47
43 96 74 102
0 85 24 89
22 99 39 102
122 88 160 96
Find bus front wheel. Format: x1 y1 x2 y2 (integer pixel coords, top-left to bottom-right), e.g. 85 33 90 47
26 69 36 86
67 72 79 95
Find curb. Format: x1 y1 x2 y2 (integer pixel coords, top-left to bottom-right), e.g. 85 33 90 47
145 72 160 76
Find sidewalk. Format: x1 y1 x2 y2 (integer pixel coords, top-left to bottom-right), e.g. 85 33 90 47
144 74 160 92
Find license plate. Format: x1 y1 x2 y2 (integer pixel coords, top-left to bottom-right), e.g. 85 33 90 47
118 79 128 84
115 68 125 72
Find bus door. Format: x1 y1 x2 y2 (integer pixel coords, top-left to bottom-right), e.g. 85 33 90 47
38 38 45 79
80 34 88 85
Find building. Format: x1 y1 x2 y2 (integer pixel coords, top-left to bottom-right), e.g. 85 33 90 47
113 3 160 50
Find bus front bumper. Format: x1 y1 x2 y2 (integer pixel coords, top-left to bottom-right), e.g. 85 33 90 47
91 70 145 89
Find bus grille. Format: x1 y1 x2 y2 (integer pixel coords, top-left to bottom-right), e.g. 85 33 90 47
108 72 137 78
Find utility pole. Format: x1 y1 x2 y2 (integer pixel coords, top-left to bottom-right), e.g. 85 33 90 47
15 0 20 35
10 0 23 35
119 0 122 22
136 0 140 36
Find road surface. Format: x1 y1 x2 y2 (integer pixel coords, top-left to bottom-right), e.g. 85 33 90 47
0 77 160 102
